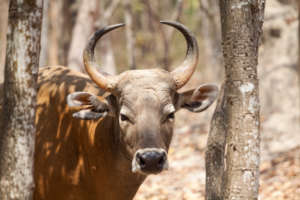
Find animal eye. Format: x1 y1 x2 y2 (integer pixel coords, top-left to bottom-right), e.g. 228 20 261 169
167 112 175 120
120 114 130 122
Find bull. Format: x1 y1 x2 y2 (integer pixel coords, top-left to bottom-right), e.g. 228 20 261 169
34 21 218 200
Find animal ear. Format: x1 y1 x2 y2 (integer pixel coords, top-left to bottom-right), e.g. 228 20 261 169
177 84 219 112
67 92 110 120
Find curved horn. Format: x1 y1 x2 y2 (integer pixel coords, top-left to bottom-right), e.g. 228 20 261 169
160 21 199 89
83 23 125 91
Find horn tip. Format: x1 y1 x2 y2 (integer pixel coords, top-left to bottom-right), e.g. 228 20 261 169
160 20 174 25
159 21 186 30
117 23 126 27
112 23 126 29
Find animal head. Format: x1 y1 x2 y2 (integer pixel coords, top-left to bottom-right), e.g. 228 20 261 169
67 21 218 175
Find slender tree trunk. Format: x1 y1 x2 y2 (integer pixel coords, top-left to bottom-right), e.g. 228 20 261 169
206 1 265 200
58 0 77 66
199 0 223 82
48 0 76 66
97 0 120 75
0 0 43 199
39 0 49 67
142 0 184 69
124 0 136 69
205 85 226 200
0 0 9 83
142 0 163 66
298 0 300 124
99 39 117 75
48 0 59 66
68 0 120 74
162 0 183 70
68 0 99 72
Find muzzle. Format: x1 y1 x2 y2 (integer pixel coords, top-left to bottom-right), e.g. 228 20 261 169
132 148 169 174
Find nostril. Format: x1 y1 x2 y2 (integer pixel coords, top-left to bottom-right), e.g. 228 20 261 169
158 156 165 166
139 157 146 167
159 152 166 165
136 153 146 168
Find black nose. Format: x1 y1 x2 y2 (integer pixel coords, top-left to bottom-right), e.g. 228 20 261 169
136 150 167 173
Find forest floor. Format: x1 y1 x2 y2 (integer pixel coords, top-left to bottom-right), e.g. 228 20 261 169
134 114 300 200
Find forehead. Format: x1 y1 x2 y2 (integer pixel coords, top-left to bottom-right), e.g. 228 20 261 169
117 69 175 92
116 69 176 104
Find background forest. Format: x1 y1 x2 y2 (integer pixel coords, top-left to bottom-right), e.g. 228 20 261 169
0 0 299 199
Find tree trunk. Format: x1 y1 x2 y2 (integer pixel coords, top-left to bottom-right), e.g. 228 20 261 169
99 39 117 75
67 0 99 72
123 0 136 69
205 85 226 200
206 1 265 200
97 0 121 75
48 0 76 66
0 0 43 199
48 0 59 66
39 0 49 67
199 0 223 82
162 0 183 70
298 0 300 124
0 0 9 83
220 1 264 199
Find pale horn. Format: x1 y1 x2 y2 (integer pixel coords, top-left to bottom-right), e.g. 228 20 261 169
83 23 125 92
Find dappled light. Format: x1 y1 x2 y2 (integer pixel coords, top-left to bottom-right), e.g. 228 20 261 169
0 0 299 199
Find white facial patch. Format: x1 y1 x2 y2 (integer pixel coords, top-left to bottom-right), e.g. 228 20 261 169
120 106 131 117
164 104 175 115
131 152 141 173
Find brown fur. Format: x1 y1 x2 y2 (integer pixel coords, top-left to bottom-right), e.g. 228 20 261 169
34 66 145 200
34 65 218 200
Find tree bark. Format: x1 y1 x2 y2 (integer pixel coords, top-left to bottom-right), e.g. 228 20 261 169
220 1 264 199
205 85 226 200
0 0 9 83
206 1 265 200
0 0 43 199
